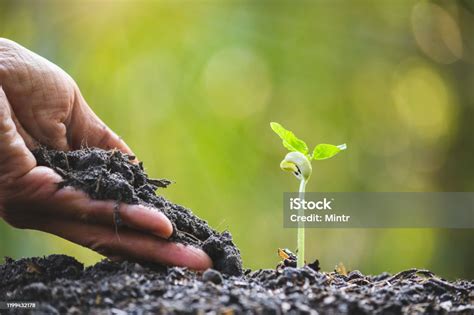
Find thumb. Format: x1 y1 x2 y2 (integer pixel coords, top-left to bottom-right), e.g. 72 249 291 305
68 92 134 156
0 86 36 180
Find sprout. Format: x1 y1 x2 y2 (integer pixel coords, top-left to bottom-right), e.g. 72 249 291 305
271 122 347 268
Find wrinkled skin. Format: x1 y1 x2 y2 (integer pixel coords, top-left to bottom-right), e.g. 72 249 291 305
0 38 211 270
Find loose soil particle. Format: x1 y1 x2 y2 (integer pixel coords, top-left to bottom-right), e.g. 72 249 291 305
31 147 242 276
0 255 473 314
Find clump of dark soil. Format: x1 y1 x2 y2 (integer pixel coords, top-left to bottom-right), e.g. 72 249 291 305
1 255 472 314
32 147 242 276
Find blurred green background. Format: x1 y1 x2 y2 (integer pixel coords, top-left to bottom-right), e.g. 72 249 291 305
1 0 473 279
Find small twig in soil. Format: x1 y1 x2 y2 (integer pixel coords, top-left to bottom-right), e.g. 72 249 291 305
425 277 470 293
388 268 418 282
113 201 122 242
415 269 435 278
215 219 227 231
53 167 67 178
106 148 117 171
148 178 172 188
80 138 89 150
95 175 102 193
60 151 70 171
177 230 201 243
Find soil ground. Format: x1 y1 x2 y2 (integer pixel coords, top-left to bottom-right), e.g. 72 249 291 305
1 147 471 314
0 255 473 314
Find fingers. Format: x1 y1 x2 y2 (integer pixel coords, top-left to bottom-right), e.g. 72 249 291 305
33 217 213 270
51 187 173 239
2 167 210 270
0 86 36 180
84 119 134 155
68 93 134 155
84 112 134 155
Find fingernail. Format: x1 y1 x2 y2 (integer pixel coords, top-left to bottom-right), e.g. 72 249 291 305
155 211 173 238
128 205 173 239
177 244 213 271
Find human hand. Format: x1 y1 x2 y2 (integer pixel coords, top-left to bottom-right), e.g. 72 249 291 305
0 38 211 270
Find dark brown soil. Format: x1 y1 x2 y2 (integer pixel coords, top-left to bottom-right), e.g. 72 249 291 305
32 147 242 276
1 255 472 314
6 147 470 314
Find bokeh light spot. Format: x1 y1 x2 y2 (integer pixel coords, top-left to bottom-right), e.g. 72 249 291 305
412 2 463 64
392 60 454 142
202 47 272 118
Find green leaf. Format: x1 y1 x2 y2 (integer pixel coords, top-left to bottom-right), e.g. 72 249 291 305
312 143 347 160
270 122 308 154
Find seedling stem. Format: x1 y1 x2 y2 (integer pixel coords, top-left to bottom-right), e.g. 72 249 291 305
270 122 346 268
297 178 306 268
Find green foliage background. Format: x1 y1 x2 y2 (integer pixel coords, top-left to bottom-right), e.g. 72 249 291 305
1 0 473 279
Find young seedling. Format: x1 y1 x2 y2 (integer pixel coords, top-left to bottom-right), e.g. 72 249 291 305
270 122 347 268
